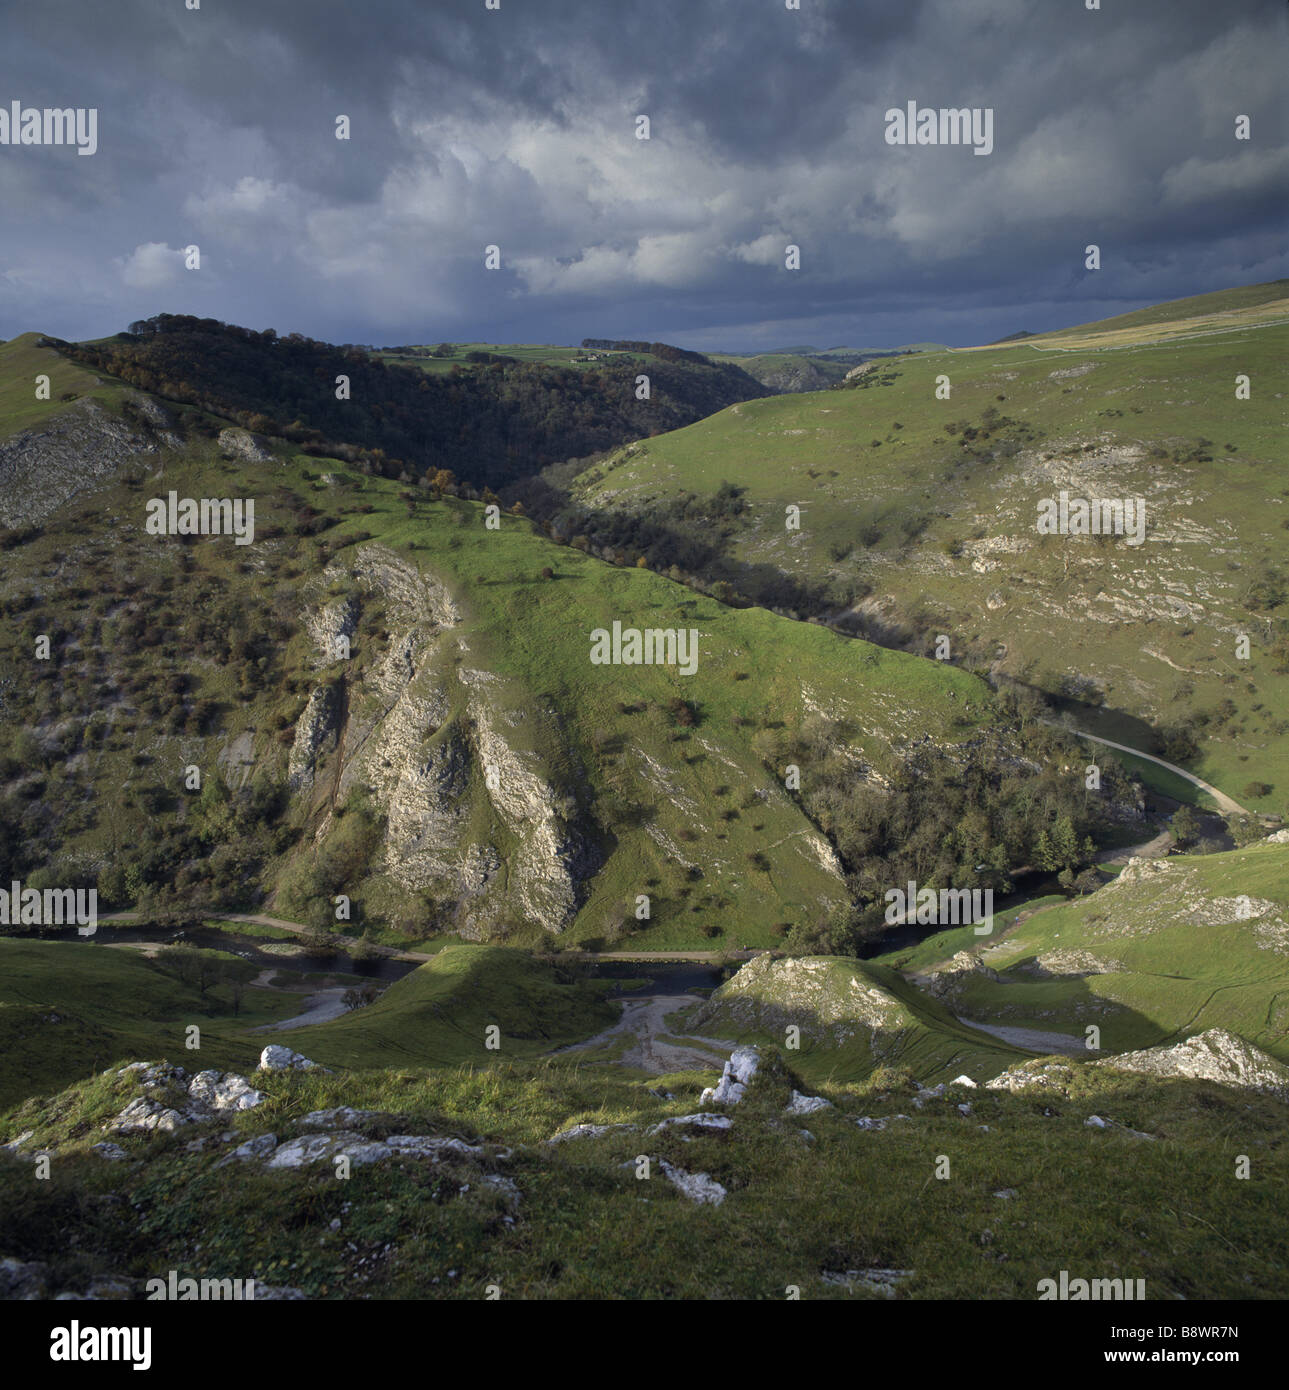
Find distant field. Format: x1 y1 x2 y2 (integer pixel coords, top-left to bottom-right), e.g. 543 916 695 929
996 279 1289 350
374 343 655 374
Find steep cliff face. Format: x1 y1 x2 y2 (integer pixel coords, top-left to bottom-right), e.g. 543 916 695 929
457 667 598 936
287 684 341 793
0 397 163 528
290 546 596 937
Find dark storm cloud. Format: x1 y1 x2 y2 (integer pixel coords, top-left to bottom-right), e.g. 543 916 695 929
1 0 1284 348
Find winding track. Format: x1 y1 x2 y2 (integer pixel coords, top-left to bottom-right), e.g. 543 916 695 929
551 994 732 1074
1064 730 1249 817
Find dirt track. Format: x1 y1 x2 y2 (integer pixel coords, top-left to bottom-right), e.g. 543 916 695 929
253 986 353 1032
553 994 733 1074
954 1016 1087 1056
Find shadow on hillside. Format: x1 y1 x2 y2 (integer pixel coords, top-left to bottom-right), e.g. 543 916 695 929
950 960 1168 1060
507 477 855 619
1049 694 1164 759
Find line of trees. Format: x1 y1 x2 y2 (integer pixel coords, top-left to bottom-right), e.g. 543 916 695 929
57 316 764 490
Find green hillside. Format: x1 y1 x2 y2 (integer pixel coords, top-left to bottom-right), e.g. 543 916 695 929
891 839 1289 1062
0 937 293 1107
688 952 1025 1085
0 333 124 437
3 1024 1286 1300
4 844 1289 1301
46 315 770 490
1 344 1121 955
563 285 1289 809
1020 279 1289 347
282 944 615 1068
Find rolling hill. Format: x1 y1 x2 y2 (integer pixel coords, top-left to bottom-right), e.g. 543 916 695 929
556 282 1289 811
892 837 1289 1063
0 329 1133 955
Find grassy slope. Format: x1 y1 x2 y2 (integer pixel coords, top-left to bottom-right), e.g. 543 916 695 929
282 944 616 1068
0 938 295 1108
0 333 123 436
0 939 613 1105
2 1038 1284 1299
2 846 1285 1301
1017 279 1289 347
341 477 991 947
691 953 1026 1086
882 840 1289 1061
0 378 999 949
573 289 1289 808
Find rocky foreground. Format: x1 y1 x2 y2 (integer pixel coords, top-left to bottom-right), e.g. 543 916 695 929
2 1021 1287 1300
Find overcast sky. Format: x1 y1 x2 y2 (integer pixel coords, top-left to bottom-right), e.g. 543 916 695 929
2 0 1285 351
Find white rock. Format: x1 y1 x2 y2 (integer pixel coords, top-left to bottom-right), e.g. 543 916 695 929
853 1116 887 1131
383 1135 486 1159
216 1076 264 1111
700 1046 760 1106
957 1103 972 1117
230 1134 278 1162
1092 1028 1289 1102
1085 1115 1108 1128
546 1122 636 1144
301 1108 378 1129
265 1132 388 1169
659 1159 726 1205
951 1075 978 1088
821 1267 914 1297
91 1142 128 1161
258 1045 322 1072
188 1071 265 1113
647 1113 733 1136
109 1097 188 1134
785 1090 833 1116
186 1070 222 1105
262 1130 488 1170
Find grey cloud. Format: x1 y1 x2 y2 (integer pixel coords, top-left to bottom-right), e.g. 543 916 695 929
0 0 1284 348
